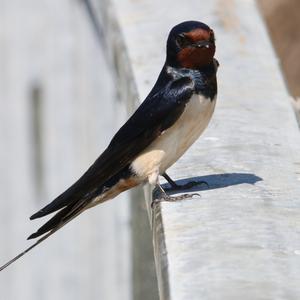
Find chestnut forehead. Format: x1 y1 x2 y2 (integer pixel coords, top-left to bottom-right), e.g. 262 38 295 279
185 28 213 42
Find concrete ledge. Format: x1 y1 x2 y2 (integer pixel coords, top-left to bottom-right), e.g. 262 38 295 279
103 0 300 299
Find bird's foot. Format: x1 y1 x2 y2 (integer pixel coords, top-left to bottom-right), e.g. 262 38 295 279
151 192 200 208
162 172 209 191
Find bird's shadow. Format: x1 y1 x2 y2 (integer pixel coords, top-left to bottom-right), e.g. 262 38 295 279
160 172 263 195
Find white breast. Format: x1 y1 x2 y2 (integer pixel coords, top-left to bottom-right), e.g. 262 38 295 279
131 94 216 184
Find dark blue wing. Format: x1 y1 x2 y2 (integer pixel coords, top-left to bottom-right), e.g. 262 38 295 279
30 74 194 221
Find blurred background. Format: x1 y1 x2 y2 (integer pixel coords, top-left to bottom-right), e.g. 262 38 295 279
258 0 300 115
0 0 299 299
0 0 133 299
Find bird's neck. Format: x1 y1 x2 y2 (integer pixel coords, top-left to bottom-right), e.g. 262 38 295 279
166 60 218 100
166 59 217 79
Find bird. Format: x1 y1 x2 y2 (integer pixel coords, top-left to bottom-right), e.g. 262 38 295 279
0 20 219 271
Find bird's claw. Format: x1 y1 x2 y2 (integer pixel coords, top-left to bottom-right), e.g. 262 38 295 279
151 193 200 208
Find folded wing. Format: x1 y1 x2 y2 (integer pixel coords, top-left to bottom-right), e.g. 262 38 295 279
29 75 195 238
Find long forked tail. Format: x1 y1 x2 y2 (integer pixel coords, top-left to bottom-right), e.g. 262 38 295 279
0 228 58 271
0 200 88 272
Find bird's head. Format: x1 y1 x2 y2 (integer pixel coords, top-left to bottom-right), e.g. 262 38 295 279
166 21 216 69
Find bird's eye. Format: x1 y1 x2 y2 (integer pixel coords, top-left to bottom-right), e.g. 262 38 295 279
176 33 189 48
209 30 216 43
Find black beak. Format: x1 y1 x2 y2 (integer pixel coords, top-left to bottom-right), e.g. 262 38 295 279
195 40 211 49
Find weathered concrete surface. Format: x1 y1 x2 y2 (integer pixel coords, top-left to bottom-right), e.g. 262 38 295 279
109 0 300 299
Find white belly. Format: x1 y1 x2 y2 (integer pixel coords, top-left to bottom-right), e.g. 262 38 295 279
131 94 216 184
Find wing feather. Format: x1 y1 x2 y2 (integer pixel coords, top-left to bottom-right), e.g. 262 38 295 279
0 74 195 271
30 75 194 220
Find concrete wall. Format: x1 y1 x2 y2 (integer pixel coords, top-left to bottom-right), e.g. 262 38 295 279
102 0 300 299
0 1 131 299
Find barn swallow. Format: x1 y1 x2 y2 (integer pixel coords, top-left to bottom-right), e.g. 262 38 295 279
0 20 218 271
